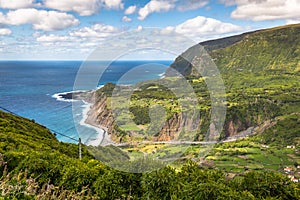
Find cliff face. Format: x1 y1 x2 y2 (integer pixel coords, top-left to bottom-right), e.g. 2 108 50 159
87 95 246 141
155 113 184 141
224 120 249 137
85 95 114 135
86 97 196 142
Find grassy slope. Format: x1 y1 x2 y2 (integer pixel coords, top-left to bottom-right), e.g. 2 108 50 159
0 110 299 199
0 110 91 159
198 113 300 173
210 24 300 74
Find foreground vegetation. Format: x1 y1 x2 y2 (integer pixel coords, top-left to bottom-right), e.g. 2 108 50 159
0 110 299 199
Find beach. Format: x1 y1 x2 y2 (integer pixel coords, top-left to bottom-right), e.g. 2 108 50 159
80 102 113 146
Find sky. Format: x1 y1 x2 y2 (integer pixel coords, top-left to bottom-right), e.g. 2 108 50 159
0 0 299 60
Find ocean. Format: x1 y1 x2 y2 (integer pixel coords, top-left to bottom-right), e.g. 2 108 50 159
0 61 170 143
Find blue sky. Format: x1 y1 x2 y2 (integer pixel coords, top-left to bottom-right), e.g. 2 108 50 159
0 0 299 60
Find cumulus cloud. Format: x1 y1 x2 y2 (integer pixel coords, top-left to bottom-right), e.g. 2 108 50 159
0 9 79 31
162 16 243 41
36 34 71 42
35 23 122 47
138 0 210 20
44 0 99 16
124 5 136 15
0 0 36 9
218 0 236 6
100 0 124 10
135 25 143 32
44 0 124 16
138 0 175 20
177 0 209 11
122 16 132 22
70 23 121 39
286 19 300 25
224 0 300 22
0 28 11 35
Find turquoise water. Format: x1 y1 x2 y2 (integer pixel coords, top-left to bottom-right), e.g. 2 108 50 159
0 61 170 143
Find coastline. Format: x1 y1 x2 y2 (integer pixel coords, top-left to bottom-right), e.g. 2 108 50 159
52 90 112 147
52 90 87 102
81 101 113 146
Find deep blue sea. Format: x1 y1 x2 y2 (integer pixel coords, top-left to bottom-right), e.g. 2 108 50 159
0 61 170 143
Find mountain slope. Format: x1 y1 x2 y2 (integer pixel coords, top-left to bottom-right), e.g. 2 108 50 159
89 24 300 143
0 110 86 159
1 110 298 199
164 23 300 138
169 23 300 77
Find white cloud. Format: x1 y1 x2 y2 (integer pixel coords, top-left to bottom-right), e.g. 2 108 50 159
70 23 121 39
286 19 300 25
44 0 124 15
135 25 143 32
138 0 210 20
122 16 132 22
177 0 209 11
227 0 300 22
0 9 79 31
162 16 243 41
124 5 136 15
44 0 99 16
0 28 11 35
36 34 71 42
218 0 236 6
80 42 98 47
100 0 124 10
0 0 36 9
138 0 175 20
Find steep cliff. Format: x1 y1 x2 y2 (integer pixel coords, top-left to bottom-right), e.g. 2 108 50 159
86 91 195 142
167 23 300 77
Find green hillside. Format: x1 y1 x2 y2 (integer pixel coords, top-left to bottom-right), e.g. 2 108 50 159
1 23 300 199
0 110 299 199
88 24 300 147
162 24 300 138
211 24 300 74
170 23 300 76
88 24 300 178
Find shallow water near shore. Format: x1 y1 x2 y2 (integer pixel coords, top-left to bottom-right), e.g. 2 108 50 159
0 61 170 143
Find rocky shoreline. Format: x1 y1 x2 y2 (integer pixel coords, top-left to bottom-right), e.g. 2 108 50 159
54 90 113 146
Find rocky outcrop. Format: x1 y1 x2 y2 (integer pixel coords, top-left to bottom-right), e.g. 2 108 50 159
224 120 250 137
86 92 278 143
155 113 181 141
85 95 114 135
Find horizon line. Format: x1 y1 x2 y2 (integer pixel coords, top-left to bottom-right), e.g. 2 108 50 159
0 59 174 62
